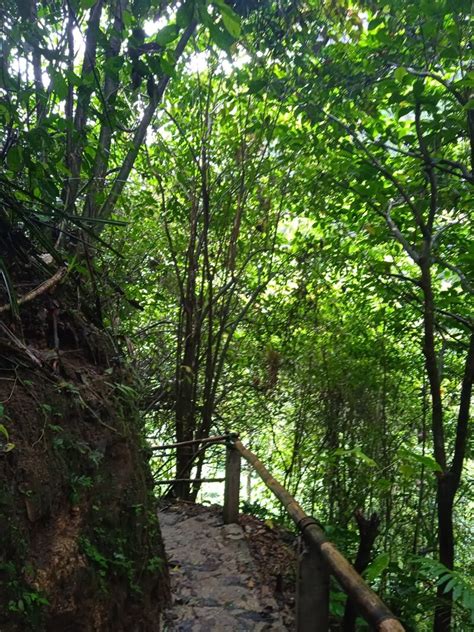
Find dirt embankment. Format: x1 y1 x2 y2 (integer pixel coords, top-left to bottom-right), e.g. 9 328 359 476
0 272 169 631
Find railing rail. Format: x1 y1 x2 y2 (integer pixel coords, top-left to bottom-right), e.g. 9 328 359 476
149 434 228 451
151 432 405 632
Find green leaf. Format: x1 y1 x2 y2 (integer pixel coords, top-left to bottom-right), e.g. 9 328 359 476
399 463 416 478
122 9 132 27
81 0 97 9
155 24 179 47
248 79 267 94
0 103 11 124
443 577 457 594
462 99 474 111
394 67 407 82
399 448 443 472
7 146 23 172
160 52 176 77
78 216 127 226
221 12 240 39
104 55 124 77
413 79 425 99
65 69 81 87
435 572 451 587
453 583 463 601
0 424 9 440
353 448 377 467
334 447 377 467
176 0 195 28
208 23 235 52
53 73 68 100
215 2 241 39
416 454 443 472
147 56 163 75
365 553 390 581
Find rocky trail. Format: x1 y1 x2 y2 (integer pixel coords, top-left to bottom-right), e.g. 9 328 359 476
159 502 296 631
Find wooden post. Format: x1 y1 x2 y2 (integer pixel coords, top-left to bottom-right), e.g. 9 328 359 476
296 536 330 632
223 445 240 524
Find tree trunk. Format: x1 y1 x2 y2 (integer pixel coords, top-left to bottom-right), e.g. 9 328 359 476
342 510 380 631
419 258 451 632
434 334 474 631
173 198 200 500
433 476 455 632
174 330 197 499
174 403 195 499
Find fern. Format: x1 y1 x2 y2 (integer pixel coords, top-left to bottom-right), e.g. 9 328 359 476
418 558 474 624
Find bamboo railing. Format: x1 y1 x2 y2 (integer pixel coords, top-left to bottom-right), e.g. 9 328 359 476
231 439 405 632
151 432 405 631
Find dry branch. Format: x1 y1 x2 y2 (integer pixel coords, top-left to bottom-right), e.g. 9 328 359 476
0 266 67 315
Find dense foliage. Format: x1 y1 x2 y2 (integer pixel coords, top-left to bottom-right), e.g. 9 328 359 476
1 0 473 630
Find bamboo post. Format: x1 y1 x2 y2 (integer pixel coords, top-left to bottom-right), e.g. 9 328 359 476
223 444 241 524
233 439 405 632
296 536 329 632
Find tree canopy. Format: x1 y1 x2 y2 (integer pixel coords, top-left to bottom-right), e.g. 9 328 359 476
1 0 473 630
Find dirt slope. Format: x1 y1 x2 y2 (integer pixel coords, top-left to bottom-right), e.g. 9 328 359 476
0 274 169 631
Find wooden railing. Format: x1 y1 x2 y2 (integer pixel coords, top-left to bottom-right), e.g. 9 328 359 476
151 433 405 632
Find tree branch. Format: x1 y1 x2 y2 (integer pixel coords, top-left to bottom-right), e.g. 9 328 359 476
0 267 67 314
433 256 474 295
415 103 438 233
401 66 466 105
383 199 421 263
98 20 198 224
328 113 425 232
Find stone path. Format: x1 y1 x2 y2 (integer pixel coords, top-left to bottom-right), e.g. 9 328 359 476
159 503 288 631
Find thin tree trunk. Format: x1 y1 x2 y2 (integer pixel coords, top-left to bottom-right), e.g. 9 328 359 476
64 0 105 211
30 1 43 119
419 260 446 472
98 21 197 223
434 477 455 631
174 198 199 499
342 510 381 631
413 379 427 554
83 0 128 223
